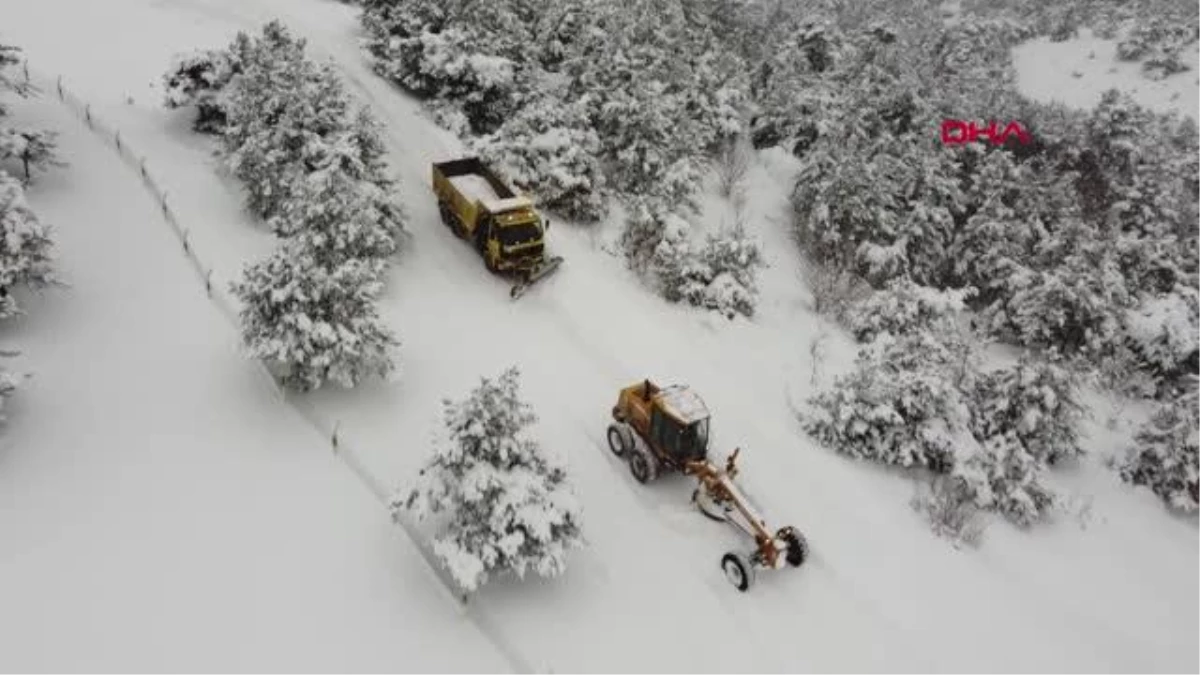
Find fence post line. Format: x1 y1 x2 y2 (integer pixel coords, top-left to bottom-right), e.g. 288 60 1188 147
205 269 214 297
22 61 28 84
332 422 341 453
161 190 169 215
182 229 190 253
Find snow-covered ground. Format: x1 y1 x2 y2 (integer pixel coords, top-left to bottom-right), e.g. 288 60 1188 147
1 0 1196 671
1013 28 1200 121
0 95 505 672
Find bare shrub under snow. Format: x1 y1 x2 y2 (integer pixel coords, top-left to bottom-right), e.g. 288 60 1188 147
396 367 583 593
714 136 751 199
910 476 986 548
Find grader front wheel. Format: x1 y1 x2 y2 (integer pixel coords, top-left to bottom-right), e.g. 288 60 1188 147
606 424 629 458
721 552 754 592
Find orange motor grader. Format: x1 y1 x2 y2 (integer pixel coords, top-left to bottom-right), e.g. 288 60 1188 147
606 379 809 591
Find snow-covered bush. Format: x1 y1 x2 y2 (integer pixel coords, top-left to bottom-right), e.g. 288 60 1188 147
844 279 971 343
1113 16 1190 78
162 46 243 133
975 220 1132 358
623 205 765 319
690 221 766 319
952 431 1058 527
472 99 607 222
363 0 749 211
0 171 57 320
1120 380 1199 512
0 128 62 184
229 243 398 392
805 332 1071 529
970 357 1085 466
396 367 583 593
802 330 975 473
361 0 528 135
1125 287 1200 388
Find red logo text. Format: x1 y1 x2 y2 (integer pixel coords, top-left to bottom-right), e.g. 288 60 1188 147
940 120 1032 145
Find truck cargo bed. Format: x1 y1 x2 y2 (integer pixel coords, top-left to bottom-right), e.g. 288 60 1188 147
448 174 502 204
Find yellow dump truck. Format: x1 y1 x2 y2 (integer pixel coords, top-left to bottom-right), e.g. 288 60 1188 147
432 157 564 299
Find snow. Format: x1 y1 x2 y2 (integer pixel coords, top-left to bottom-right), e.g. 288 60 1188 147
0 96 504 671
658 384 710 423
1012 28 1200 121
448 172 501 204
1 0 1196 671
483 195 533 213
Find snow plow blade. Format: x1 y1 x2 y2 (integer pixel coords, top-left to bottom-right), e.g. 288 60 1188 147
510 255 564 300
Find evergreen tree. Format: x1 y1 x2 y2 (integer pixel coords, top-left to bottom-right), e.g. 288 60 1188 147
1120 378 1199 513
0 128 63 184
229 242 398 392
397 367 583 592
223 23 351 222
0 172 58 320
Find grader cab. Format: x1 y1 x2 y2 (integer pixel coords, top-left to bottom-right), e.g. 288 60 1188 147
605 379 809 591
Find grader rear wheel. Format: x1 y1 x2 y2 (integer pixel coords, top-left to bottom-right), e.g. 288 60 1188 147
629 447 658 484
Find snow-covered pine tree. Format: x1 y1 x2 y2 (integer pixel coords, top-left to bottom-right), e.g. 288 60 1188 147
970 356 1084 467
1120 377 1199 513
0 171 57 320
223 23 352 223
162 44 244 133
951 430 1058 528
229 240 398 392
0 43 29 111
1124 287 1199 393
802 330 976 473
266 144 402 261
397 367 583 593
844 278 971 343
472 97 607 222
692 220 765 319
0 128 63 184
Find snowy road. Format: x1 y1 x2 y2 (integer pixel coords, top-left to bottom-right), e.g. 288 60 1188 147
0 0 1196 671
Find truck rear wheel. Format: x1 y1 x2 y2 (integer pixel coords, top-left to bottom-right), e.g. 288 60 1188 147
439 201 465 238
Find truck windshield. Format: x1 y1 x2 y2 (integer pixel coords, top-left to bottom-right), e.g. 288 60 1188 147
497 222 541 246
